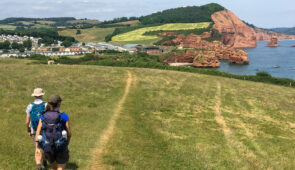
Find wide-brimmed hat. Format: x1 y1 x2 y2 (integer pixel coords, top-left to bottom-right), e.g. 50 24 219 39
48 94 62 104
31 88 45 97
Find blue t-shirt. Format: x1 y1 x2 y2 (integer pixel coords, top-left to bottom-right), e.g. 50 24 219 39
40 112 69 128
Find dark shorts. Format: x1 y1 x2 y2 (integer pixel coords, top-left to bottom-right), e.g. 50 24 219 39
44 148 69 164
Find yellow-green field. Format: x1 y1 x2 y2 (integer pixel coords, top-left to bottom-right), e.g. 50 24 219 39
1 58 295 169
59 27 115 43
0 24 16 30
112 22 211 42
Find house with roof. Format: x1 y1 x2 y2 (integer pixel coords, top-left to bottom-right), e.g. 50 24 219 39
136 45 164 55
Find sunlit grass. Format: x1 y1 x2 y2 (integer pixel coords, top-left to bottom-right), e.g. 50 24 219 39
112 22 211 42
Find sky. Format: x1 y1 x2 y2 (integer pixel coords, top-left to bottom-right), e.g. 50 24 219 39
0 0 294 28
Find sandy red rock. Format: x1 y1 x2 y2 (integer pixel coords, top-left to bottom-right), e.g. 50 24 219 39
267 37 280 47
211 10 257 48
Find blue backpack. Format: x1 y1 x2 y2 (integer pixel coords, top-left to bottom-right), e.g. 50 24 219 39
30 102 46 131
39 111 68 153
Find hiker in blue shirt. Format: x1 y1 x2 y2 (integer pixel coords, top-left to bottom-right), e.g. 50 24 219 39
26 88 47 170
35 94 72 170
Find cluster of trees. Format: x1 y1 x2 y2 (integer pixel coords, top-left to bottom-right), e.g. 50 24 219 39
0 28 75 47
139 3 224 25
102 17 139 24
0 39 32 52
0 17 76 24
270 27 295 35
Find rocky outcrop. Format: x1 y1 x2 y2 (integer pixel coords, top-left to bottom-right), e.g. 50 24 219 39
211 10 257 48
255 28 295 41
193 55 220 68
164 50 220 68
162 33 249 65
267 37 279 47
216 48 249 64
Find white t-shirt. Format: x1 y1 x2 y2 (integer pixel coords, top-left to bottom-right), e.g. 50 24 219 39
26 99 47 115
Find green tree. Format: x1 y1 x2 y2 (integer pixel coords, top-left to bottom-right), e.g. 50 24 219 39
52 48 59 52
19 45 25 52
61 40 72 47
76 30 81 35
11 41 19 50
23 38 32 50
2 40 11 50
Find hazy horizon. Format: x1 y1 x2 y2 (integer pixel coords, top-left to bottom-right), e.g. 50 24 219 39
0 0 294 28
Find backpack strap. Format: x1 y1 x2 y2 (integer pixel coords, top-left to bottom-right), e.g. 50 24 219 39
31 102 35 110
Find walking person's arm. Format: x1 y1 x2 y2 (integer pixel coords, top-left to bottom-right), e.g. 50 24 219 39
25 104 32 137
26 114 32 137
65 120 71 145
35 119 42 149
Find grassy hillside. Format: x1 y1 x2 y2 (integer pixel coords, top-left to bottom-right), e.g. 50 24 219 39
270 27 295 35
112 22 211 43
1 59 295 169
0 17 100 29
0 59 126 169
58 27 115 43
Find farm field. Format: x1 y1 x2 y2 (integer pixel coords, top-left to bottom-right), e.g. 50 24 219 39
1 58 295 169
0 24 16 30
59 27 115 43
67 19 100 25
112 22 211 42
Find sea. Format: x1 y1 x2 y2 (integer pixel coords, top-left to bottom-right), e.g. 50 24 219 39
218 40 295 80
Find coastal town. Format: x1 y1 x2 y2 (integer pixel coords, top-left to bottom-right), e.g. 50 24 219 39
0 34 165 58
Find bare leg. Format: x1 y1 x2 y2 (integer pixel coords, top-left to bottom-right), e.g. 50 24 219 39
57 164 66 170
35 148 42 165
51 162 57 170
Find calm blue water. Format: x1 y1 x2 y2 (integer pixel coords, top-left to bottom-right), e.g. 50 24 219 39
218 40 295 80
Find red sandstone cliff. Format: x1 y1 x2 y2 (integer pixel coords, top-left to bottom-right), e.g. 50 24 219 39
211 10 257 48
162 33 249 66
255 28 295 41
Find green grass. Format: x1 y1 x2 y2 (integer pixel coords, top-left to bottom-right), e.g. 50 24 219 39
102 68 295 169
111 38 161 45
0 59 126 169
59 27 115 43
1 58 295 169
112 22 211 42
0 24 16 30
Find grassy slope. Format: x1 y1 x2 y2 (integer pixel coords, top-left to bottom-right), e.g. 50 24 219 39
102 68 295 169
1 59 295 169
111 22 211 42
59 27 115 43
0 59 126 169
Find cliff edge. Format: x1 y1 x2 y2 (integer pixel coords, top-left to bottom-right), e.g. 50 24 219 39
211 10 257 48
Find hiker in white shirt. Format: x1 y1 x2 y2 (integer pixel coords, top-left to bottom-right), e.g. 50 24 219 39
25 88 48 170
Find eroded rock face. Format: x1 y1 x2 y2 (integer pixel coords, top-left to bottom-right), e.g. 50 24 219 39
267 37 279 47
216 48 249 64
164 50 220 68
162 33 250 65
211 10 257 48
255 28 295 41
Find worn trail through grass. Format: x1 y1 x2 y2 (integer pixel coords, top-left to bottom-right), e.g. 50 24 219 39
90 71 133 169
214 82 265 168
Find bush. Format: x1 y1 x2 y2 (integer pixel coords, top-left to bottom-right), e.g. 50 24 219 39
26 53 295 88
